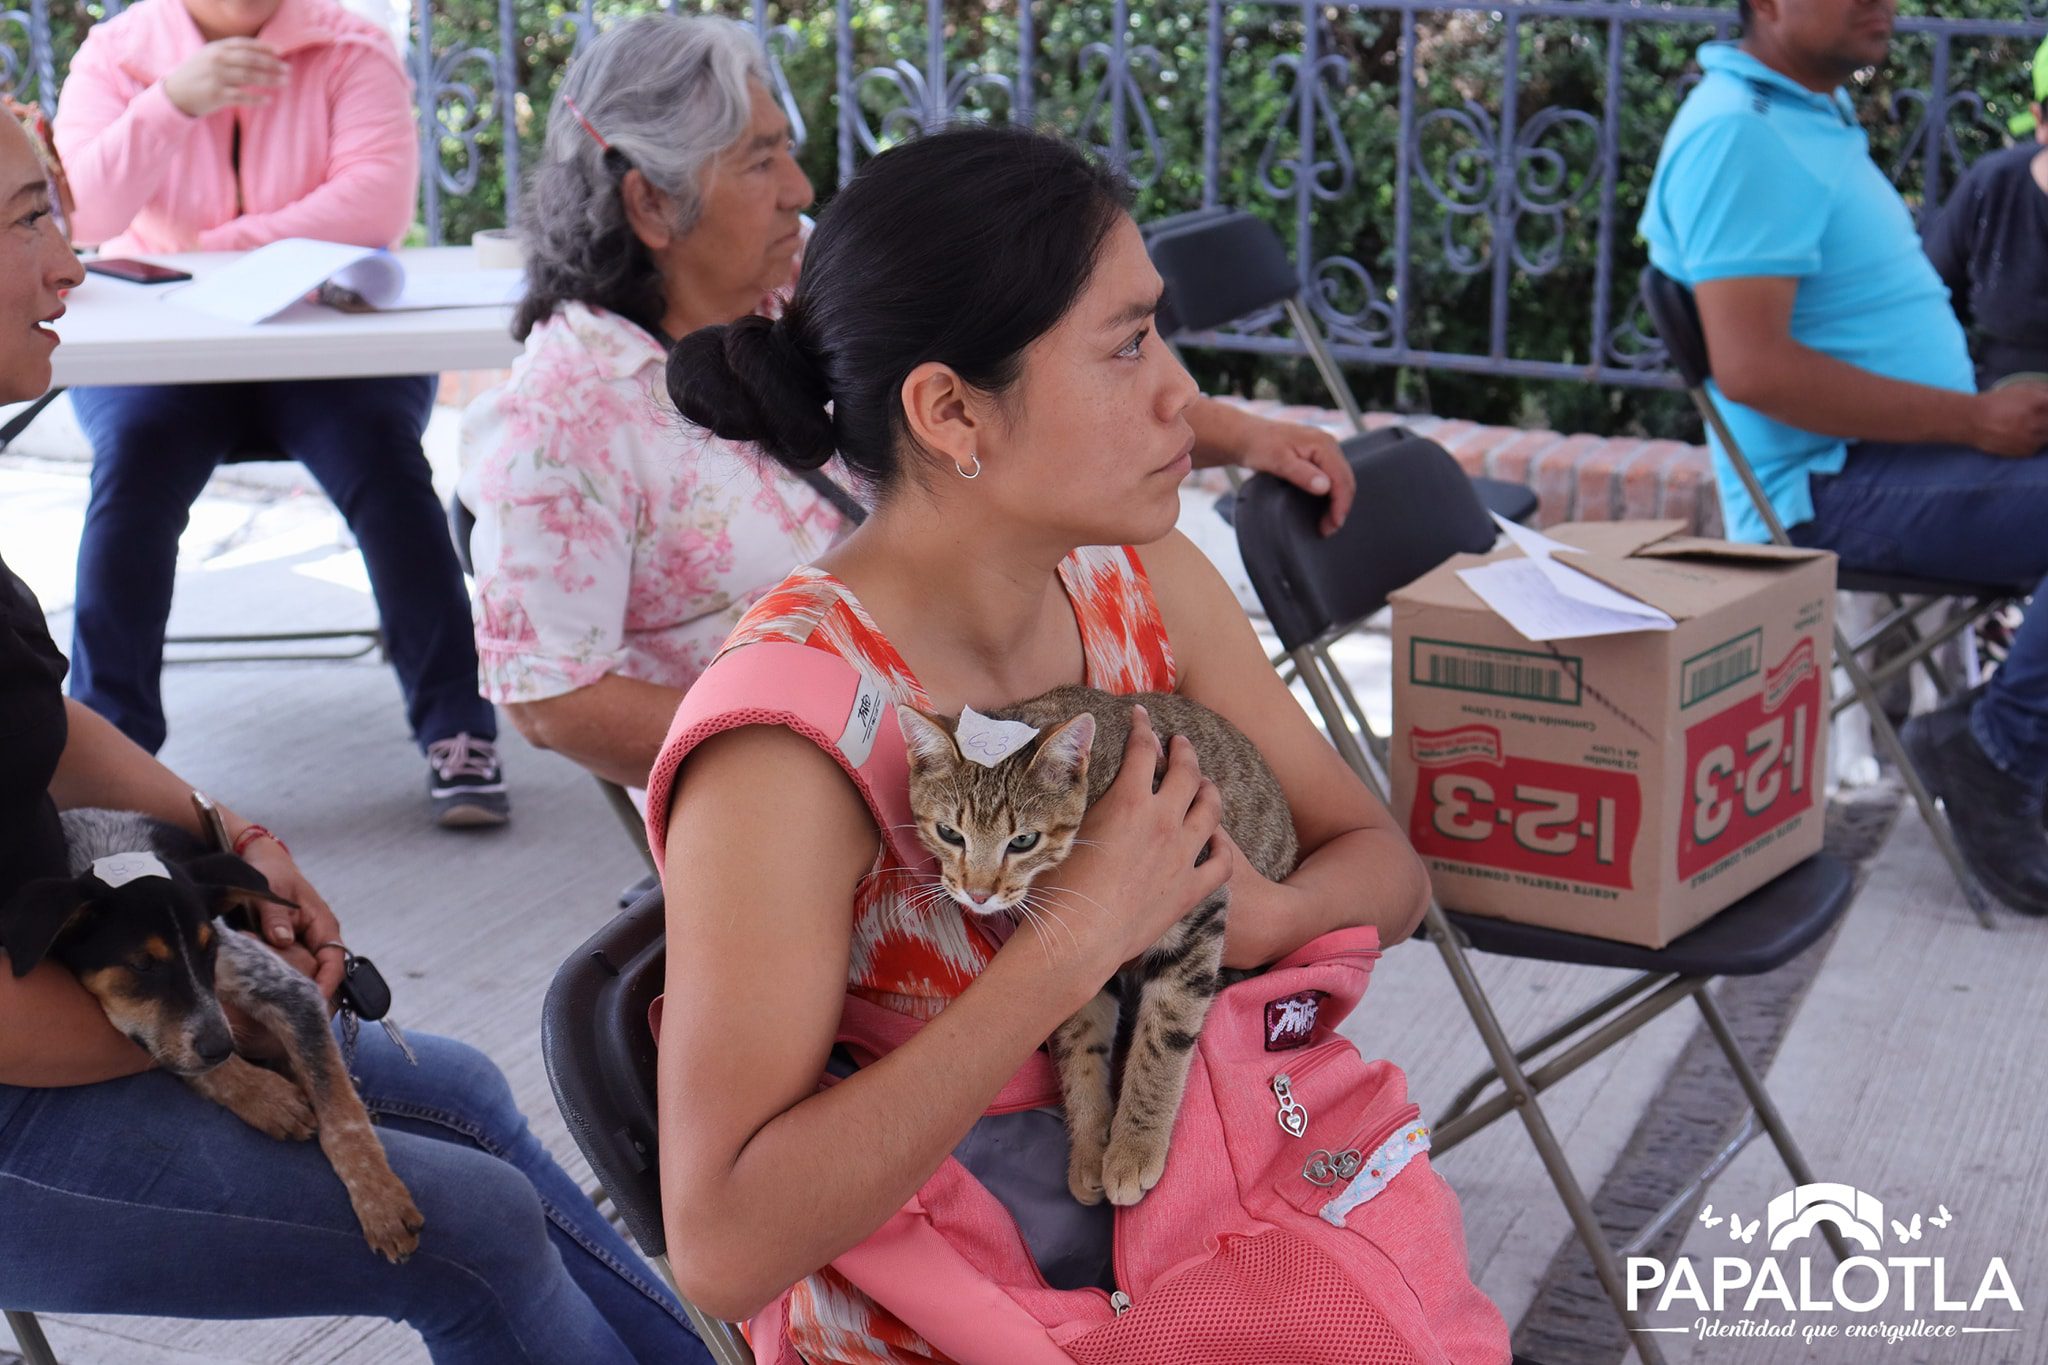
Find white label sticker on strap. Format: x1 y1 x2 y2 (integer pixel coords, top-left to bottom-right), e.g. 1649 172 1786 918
91 852 170 888
836 672 886 769
955 706 1041 769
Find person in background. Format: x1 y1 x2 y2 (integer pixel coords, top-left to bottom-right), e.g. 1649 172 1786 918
1640 0 2048 916
1 107 706 1365
52 0 508 828
461 14 1360 793
1923 35 2048 387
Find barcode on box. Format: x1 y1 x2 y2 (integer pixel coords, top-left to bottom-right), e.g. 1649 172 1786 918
1410 638 1581 705
1681 629 1761 709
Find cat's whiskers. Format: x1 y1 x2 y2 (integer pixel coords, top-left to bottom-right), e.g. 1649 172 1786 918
1034 884 1110 918
1012 904 1061 965
1017 890 1081 954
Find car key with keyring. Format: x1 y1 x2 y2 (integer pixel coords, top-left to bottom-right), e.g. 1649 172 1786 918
327 943 418 1068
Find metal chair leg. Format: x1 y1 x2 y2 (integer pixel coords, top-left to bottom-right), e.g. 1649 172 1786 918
1423 911 1668 1364
597 776 657 874
1693 989 1853 1266
653 1256 755 1365
0 389 63 455
6 1310 59 1365
1832 624 1997 930
1436 972 1667 1126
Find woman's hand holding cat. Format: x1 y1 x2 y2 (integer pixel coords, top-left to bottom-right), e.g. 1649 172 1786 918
1206 826 1294 969
1017 706 1232 1006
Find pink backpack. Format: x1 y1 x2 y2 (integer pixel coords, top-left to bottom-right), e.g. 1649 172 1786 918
646 642 1511 1365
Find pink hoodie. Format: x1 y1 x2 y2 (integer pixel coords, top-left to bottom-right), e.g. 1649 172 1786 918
54 0 417 254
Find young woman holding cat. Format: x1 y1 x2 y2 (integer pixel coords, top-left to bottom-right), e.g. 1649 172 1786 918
649 126 1458 1362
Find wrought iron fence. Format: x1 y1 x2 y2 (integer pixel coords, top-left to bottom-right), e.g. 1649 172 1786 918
6 0 2044 391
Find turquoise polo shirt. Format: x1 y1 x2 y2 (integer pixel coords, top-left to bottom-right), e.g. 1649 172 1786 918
1639 43 1975 542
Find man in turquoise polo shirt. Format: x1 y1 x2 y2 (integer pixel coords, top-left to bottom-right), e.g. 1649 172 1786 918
1641 0 2048 915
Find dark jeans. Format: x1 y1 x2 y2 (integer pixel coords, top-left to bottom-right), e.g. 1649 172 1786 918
1790 439 2048 790
68 378 494 754
0 1027 706 1364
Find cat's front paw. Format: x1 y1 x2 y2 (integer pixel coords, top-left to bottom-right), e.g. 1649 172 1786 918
1101 1132 1169 1206
1067 1141 1107 1205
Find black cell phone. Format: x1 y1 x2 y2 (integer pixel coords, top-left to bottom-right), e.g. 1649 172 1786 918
86 258 193 285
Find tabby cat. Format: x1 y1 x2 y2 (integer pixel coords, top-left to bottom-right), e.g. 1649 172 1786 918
897 684 1299 1207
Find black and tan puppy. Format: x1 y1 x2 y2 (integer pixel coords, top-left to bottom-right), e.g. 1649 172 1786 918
1 808 423 1262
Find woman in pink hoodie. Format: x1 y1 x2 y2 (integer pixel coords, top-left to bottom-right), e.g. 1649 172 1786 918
52 0 508 829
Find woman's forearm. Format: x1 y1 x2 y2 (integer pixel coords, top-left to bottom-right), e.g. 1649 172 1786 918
0 963 150 1085
1246 827 1428 963
505 674 685 789
664 945 1096 1321
47 699 245 842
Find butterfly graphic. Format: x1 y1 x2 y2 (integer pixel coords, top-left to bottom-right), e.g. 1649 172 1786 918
1729 1215 1759 1245
1929 1205 1954 1229
1697 1204 1724 1229
1891 1214 1923 1244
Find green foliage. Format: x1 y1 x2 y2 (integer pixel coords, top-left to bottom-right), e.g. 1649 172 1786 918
9 0 2041 442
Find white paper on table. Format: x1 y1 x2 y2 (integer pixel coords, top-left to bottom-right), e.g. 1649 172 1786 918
168 239 521 323
377 269 524 311
169 239 385 324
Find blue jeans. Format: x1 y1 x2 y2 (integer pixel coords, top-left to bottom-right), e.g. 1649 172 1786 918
1790 439 2048 789
0 1027 707 1365
67 378 495 754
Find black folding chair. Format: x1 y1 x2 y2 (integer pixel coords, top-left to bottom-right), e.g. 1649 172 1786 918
1233 431 1855 1364
1639 267 2017 929
1143 208 1539 527
542 888 754 1365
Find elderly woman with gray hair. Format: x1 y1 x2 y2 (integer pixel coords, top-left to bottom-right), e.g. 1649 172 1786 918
460 13 1355 789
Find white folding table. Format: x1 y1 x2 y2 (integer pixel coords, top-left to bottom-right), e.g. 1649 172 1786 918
7 245 523 660
46 245 522 388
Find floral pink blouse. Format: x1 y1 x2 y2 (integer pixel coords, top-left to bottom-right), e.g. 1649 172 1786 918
457 300 849 705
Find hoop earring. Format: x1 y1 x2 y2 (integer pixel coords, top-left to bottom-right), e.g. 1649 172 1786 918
957 452 981 480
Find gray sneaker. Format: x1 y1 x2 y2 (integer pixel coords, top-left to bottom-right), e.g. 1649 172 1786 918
427 734 510 829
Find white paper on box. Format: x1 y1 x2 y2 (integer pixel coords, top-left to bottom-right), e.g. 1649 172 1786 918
1458 512 1677 641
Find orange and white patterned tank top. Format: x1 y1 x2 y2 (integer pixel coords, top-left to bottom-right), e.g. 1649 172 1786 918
716 543 1176 1364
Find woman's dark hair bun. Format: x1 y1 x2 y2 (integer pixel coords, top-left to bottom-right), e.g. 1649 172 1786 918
667 313 836 472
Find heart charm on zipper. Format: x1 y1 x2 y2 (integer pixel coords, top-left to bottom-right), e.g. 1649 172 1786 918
1302 1148 1364 1187
1272 1072 1309 1137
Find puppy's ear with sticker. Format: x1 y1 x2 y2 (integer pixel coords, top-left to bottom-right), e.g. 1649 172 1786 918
183 853 299 918
0 877 92 977
896 704 961 777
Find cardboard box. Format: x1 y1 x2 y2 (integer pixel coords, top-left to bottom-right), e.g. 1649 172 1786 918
1389 520 1835 948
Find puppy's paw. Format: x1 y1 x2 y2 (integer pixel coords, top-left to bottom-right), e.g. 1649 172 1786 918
190 1058 316 1141
1101 1131 1168 1207
355 1174 425 1264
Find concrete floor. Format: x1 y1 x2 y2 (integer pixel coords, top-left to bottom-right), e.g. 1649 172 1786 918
2 396 2043 1365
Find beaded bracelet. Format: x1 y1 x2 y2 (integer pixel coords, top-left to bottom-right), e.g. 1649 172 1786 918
232 823 289 859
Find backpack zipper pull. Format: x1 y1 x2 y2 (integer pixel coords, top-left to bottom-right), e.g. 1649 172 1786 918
1272 1072 1309 1137
1109 1290 1132 1317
